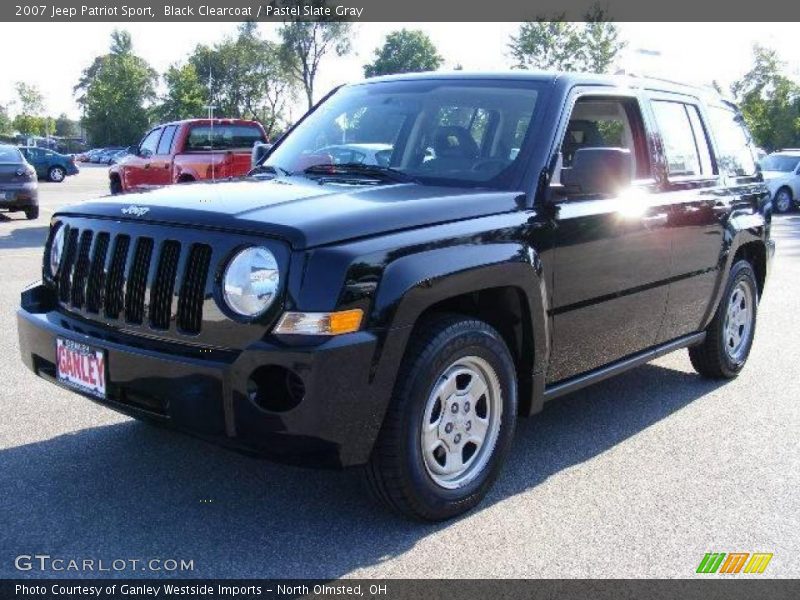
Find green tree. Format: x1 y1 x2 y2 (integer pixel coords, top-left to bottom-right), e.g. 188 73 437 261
278 1 353 109
508 5 626 73
0 104 11 134
364 29 443 78
11 82 48 135
55 113 79 137
188 23 295 138
158 62 206 121
731 45 800 151
75 29 158 146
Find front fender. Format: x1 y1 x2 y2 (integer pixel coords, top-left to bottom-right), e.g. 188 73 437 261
372 241 549 416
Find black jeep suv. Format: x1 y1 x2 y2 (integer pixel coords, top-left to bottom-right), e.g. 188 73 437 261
18 73 773 520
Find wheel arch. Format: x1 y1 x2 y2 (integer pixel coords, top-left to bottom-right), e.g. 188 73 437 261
371 243 550 417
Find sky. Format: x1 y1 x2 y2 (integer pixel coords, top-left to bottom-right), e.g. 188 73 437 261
1 22 799 122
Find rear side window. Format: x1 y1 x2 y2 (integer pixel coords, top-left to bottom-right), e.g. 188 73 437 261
157 125 178 155
706 106 757 177
185 124 265 151
652 101 714 179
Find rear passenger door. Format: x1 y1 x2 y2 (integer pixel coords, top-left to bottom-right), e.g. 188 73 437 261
644 95 757 343
547 92 672 383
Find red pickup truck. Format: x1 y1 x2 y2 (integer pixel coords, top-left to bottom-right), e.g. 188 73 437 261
109 119 266 194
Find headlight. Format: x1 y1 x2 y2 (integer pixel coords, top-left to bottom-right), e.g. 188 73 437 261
222 246 280 317
49 224 66 276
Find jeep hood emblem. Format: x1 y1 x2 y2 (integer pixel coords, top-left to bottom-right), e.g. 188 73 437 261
121 205 150 217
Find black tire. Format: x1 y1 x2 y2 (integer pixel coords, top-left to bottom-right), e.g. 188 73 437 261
24 206 39 220
364 314 518 521
48 166 66 183
773 187 793 214
109 176 123 195
689 260 759 379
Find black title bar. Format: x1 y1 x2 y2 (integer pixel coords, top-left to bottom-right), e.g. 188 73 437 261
3 0 800 22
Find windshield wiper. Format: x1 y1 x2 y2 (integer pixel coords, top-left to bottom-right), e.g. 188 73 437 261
247 164 291 179
303 163 418 184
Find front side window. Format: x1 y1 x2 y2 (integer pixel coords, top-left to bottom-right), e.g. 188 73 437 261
706 105 757 177
265 80 544 187
559 96 650 179
652 100 714 179
139 128 162 157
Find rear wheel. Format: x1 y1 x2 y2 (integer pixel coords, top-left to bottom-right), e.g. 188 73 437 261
689 260 758 379
48 166 66 183
364 315 517 521
773 187 793 214
24 206 39 220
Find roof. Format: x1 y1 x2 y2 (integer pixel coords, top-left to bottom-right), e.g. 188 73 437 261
357 70 726 102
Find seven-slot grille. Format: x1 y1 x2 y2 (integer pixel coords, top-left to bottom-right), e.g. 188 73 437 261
53 224 211 335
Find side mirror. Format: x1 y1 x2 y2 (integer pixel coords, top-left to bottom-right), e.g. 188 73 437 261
560 148 632 196
139 147 152 159
251 142 273 168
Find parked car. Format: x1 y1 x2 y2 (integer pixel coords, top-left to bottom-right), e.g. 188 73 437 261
19 72 773 520
94 147 124 164
760 150 800 213
18 146 79 183
108 148 135 165
316 143 394 167
0 144 38 219
109 119 267 194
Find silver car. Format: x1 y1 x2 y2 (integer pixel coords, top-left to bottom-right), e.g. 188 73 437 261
761 150 800 213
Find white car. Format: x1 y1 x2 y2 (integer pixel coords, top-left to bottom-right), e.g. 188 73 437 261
761 150 800 213
318 143 394 167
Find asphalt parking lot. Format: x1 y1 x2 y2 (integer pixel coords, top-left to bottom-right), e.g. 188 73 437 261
0 165 798 579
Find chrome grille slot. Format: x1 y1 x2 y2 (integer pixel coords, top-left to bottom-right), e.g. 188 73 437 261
85 232 110 314
177 244 212 334
57 227 79 303
69 230 93 308
149 240 181 330
124 237 154 325
104 234 130 319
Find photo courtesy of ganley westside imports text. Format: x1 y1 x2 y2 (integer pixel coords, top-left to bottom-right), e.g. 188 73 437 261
1 1 800 599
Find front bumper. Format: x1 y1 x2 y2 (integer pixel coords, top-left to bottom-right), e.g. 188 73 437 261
17 284 386 467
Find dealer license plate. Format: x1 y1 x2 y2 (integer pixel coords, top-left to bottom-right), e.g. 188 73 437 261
55 338 107 399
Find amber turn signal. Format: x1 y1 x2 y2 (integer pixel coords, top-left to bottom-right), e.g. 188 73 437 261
274 309 364 336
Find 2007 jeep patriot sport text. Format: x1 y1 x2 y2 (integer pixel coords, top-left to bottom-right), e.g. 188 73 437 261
18 72 774 520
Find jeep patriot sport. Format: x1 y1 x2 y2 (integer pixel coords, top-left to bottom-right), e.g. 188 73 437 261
18 72 774 520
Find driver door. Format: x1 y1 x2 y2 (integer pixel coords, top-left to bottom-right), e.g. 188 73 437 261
123 127 162 192
547 92 672 383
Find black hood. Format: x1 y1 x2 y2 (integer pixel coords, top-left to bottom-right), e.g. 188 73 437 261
57 177 522 249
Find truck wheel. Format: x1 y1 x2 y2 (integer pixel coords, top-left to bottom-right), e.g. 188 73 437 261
24 206 39 220
109 176 123 195
364 315 517 521
773 187 793 214
48 166 66 183
689 260 758 379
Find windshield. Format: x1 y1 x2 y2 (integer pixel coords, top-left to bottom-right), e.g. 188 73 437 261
761 154 800 172
265 79 543 187
0 145 24 164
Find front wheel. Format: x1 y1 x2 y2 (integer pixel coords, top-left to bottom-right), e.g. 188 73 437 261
24 206 39 220
48 166 66 183
364 315 517 521
689 260 758 379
